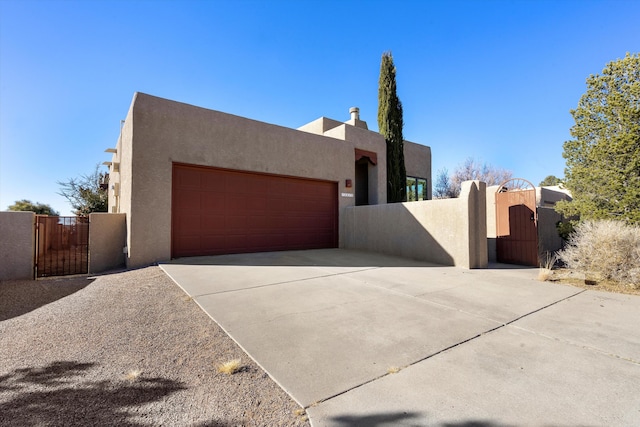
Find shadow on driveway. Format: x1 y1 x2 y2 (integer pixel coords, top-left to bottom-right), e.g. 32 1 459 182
329 412 515 427
169 248 537 271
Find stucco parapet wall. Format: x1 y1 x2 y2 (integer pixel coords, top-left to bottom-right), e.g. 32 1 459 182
130 93 355 179
403 141 431 171
297 117 344 135
343 117 368 129
323 123 386 148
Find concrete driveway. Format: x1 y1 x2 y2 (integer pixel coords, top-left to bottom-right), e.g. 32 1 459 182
160 249 640 426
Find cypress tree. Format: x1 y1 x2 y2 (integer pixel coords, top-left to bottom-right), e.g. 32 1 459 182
378 52 407 203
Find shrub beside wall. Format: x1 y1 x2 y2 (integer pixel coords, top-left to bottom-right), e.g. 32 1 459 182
558 220 640 289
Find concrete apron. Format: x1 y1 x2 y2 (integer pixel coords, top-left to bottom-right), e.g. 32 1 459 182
160 249 640 427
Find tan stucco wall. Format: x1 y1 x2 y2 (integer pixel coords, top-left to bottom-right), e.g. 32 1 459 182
0 211 34 280
537 207 565 258
537 186 572 207
344 181 487 268
323 124 387 205
88 213 126 274
300 117 433 202
404 141 432 200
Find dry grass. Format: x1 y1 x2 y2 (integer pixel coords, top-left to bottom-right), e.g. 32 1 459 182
293 408 308 421
558 220 640 290
217 358 243 375
538 252 557 282
124 369 141 381
538 268 553 282
387 366 401 374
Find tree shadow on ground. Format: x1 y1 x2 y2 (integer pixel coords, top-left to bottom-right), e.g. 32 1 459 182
0 360 193 427
330 412 515 427
0 277 93 321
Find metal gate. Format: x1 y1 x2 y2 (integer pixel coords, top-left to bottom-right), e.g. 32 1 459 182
35 216 89 278
495 178 539 267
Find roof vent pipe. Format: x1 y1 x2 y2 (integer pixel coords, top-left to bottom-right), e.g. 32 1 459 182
349 107 360 121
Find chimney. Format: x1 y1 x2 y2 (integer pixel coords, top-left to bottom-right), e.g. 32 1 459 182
349 107 360 121
345 106 368 130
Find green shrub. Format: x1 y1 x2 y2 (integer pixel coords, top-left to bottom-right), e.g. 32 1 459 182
558 220 640 289
556 220 575 241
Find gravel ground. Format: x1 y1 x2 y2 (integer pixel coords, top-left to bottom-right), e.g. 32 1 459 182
0 267 311 427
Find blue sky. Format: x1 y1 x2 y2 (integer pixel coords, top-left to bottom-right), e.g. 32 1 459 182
1 0 639 215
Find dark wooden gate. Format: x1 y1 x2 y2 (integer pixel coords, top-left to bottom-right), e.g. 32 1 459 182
35 216 89 278
496 178 539 267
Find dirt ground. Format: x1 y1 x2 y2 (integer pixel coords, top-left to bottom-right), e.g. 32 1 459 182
0 267 311 427
544 268 640 296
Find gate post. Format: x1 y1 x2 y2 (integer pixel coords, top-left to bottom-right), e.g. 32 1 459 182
461 180 488 269
0 211 35 280
88 213 127 274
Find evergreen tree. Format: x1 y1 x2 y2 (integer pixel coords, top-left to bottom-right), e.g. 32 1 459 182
378 52 406 203
8 199 59 215
539 175 562 187
557 53 640 224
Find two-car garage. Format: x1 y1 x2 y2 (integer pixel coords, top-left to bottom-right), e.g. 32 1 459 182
171 164 339 258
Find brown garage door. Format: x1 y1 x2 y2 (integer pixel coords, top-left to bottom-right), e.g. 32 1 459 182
172 164 338 258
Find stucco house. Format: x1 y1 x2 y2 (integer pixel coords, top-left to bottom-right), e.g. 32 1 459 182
106 93 431 268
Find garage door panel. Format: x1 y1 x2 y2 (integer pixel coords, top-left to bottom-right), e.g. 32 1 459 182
174 235 201 255
247 234 282 249
202 196 226 211
267 179 289 195
174 214 201 232
265 234 287 248
247 197 268 212
172 164 337 258
202 215 226 231
174 167 201 188
315 216 336 228
226 194 249 213
225 175 248 194
246 215 270 230
224 234 249 251
174 190 202 210
195 236 225 255
201 173 226 192
266 196 289 213
287 215 327 229
270 215 294 229
226 215 248 230
311 197 335 210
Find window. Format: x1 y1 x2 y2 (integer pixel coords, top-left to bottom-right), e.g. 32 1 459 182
406 176 427 201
